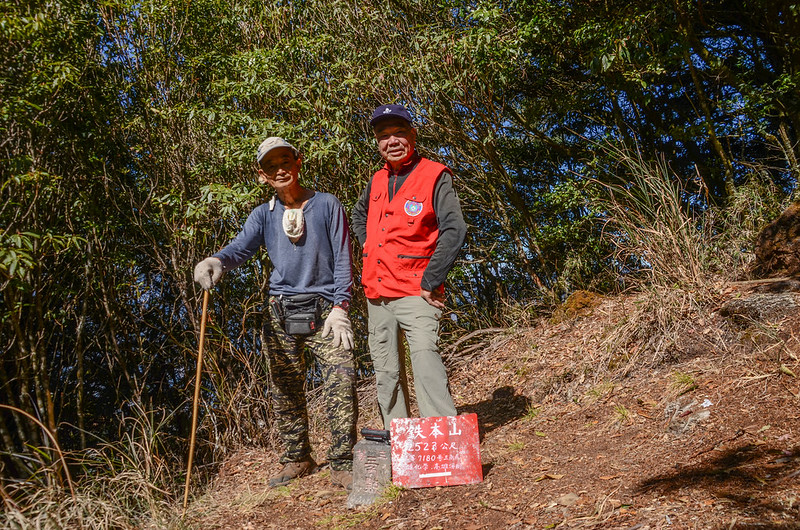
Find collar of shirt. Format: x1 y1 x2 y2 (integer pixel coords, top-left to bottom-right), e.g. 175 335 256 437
385 151 421 177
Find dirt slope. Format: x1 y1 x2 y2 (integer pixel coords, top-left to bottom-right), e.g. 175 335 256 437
188 287 800 529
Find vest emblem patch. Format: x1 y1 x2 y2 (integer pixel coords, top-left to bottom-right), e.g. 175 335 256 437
404 200 423 217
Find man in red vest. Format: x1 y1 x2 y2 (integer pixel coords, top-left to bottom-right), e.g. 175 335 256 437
351 104 467 429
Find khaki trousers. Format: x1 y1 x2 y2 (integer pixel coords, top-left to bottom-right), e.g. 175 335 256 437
367 296 457 429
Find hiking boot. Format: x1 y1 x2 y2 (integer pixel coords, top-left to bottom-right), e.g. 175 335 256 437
268 456 317 488
330 469 353 491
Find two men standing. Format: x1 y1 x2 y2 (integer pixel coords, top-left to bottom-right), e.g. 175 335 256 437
193 104 466 489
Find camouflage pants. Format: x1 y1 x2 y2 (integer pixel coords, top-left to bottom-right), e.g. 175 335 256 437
266 298 357 471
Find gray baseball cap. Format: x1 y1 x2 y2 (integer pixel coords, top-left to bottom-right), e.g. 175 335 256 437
256 136 298 164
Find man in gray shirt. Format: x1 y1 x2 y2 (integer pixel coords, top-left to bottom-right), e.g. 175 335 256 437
194 137 357 491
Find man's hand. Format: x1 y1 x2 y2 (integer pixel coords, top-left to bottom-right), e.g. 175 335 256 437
193 257 223 290
421 288 446 309
322 307 354 350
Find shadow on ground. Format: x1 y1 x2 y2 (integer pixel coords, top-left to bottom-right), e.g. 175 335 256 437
458 385 531 440
638 443 800 525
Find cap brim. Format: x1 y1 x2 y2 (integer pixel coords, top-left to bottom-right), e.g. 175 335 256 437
370 115 411 127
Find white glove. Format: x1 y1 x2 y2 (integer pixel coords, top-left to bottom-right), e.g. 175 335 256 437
193 257 223 290
322 307 354 350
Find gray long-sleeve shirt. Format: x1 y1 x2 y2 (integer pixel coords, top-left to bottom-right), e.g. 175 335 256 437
351 153 467 292
213 191 352 305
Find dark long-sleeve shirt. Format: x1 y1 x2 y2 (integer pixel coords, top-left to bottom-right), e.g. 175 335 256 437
351 153 466 292
213 191 352 306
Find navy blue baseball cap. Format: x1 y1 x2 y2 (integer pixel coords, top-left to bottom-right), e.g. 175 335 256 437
370 104 413 127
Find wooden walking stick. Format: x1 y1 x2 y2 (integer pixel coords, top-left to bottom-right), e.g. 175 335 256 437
183 289 209 517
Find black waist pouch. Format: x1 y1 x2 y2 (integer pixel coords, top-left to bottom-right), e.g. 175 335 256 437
274 294 323 336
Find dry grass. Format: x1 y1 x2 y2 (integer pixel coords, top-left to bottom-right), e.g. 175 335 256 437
598 142 785 286
598 145 718 294
587 143 786 377
1 404 184 530
199 341 276 457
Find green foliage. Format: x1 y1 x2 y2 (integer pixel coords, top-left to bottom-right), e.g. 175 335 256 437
1 0 799 517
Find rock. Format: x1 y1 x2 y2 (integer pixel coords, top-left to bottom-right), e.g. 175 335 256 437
753 202 800 277
347 438 392 509
665 398 711 434
555 492 580 506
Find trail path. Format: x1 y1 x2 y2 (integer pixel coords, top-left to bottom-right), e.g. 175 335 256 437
189 288 800 529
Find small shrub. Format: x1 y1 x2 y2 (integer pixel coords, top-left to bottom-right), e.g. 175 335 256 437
523 405 541 421
585 381 615 402
670 371 697 395
508 441 526 451
613 404 631 423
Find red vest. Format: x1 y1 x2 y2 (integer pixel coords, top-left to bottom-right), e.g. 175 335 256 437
362 158 448 299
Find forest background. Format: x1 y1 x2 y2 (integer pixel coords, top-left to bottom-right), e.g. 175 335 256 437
1 0 799 525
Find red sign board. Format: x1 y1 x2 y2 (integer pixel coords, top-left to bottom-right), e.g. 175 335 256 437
390 413 483 488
